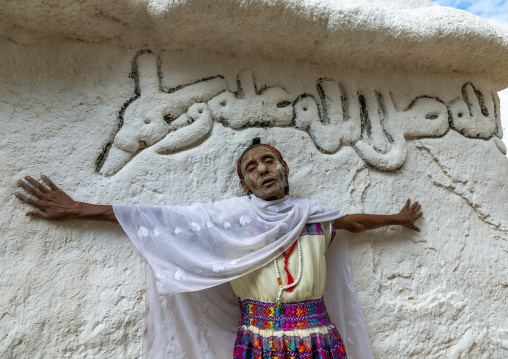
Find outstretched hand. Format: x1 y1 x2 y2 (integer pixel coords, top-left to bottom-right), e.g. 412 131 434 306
15 175 78 220
398 199 423 232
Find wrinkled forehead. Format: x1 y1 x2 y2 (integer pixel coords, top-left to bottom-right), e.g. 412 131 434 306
243 145 278 162
240 146 282 170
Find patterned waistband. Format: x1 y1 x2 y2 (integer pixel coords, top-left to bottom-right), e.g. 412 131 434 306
239 297 332 331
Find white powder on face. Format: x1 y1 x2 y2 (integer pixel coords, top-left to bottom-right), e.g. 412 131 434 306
276 163 283 171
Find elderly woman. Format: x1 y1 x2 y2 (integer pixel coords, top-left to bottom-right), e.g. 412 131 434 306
15 138 422 359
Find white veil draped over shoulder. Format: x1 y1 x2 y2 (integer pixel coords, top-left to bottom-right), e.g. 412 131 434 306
114 195 374 359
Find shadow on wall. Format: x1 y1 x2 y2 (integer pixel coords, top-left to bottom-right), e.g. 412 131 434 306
96 50 507 176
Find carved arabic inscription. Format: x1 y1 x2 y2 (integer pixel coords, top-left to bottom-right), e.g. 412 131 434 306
97 51 505 176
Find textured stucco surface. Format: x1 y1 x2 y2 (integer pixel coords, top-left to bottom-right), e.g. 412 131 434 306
500 92 508 150
1 0 508 90
1 1 508 358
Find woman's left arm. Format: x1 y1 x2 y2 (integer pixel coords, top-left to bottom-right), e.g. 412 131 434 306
333 199 422 233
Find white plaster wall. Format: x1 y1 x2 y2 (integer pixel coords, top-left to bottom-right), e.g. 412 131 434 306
1 0 508 89
2 1 508 358
499 92 508 152
1 40 508 359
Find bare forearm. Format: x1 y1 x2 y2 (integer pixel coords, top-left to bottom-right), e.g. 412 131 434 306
334 214 403 233
15 175 118 223
69 202 118 222
333 199 422 233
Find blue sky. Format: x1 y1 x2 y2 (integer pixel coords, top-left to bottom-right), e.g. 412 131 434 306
433 0 508 30
433 1 508 93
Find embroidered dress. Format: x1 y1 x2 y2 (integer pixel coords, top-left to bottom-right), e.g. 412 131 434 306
230 222 348 359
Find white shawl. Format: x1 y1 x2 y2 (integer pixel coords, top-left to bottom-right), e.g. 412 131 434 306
114 195 374 359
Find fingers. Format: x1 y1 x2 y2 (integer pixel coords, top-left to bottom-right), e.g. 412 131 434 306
405 198 410 208
409 209 422 232
17 180 43 198
26 209 49 219
405 221 421 233
24 176 49 193
41 175 58 191
14 192 37 205
410 200 419 209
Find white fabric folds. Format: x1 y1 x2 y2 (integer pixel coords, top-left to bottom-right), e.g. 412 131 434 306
114 195 374 359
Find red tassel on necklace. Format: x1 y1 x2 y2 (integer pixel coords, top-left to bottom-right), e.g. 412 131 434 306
283 240 298 292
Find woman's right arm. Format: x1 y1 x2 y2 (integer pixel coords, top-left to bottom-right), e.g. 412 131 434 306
14 175 118 223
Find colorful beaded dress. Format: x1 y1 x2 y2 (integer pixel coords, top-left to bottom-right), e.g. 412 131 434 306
230 222 348 359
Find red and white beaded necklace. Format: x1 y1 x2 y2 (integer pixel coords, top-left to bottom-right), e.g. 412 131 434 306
274 238 302 307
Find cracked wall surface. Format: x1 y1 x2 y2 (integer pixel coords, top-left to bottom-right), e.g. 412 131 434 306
1 1 508 358
2 42 508 359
